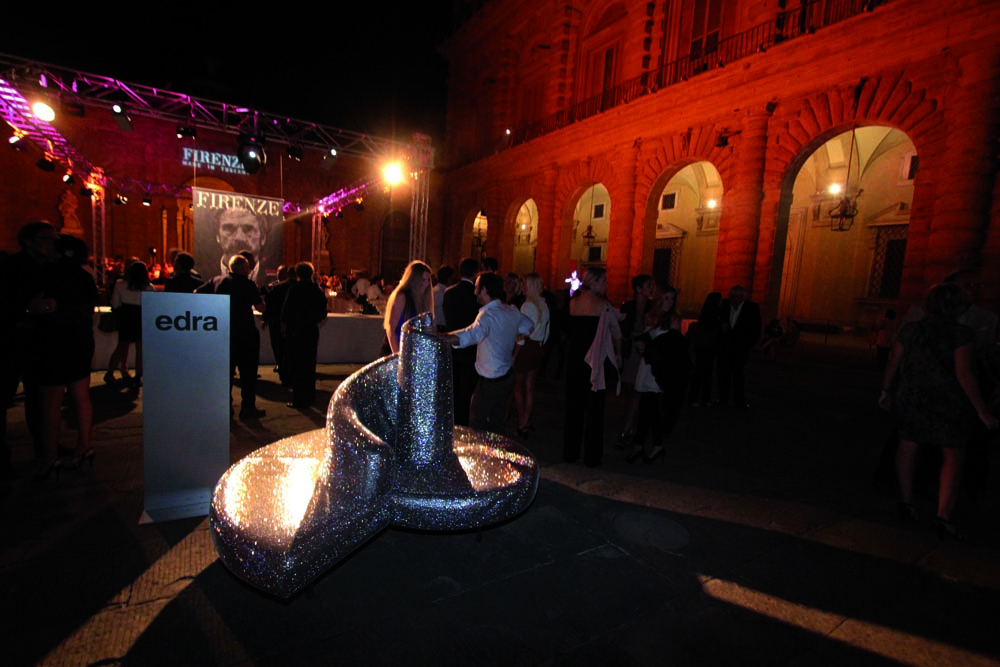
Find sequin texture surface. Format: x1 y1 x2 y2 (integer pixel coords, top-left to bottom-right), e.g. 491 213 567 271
209 312 538 597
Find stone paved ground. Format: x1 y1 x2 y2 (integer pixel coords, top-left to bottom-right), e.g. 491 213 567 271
2 336 999 666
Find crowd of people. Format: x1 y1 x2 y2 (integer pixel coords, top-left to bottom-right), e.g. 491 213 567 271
0 222 347 479
4 222 998 544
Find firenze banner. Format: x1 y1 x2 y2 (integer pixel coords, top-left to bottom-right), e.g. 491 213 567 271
193 188 284 286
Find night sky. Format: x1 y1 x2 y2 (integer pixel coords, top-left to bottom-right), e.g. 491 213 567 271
2 6 454 146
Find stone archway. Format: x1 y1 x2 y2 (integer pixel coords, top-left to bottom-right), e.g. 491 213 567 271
770 125 916 327
644 161 724 315
509 198 539 275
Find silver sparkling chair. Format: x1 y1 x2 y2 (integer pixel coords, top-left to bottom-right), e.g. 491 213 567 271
209 312 539 597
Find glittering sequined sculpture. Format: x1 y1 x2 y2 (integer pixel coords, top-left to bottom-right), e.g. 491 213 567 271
209 312 538 597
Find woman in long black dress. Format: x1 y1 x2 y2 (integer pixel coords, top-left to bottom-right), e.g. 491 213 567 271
879 283 998 539
563 267 621 468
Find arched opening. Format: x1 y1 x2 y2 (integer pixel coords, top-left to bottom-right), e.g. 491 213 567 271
649 161 722 315
470 210 489 262
511 198 538 275
570 183 610 269
771 126 916 327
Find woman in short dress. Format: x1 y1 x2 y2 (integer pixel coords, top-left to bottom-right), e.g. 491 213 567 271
513 273 550 438
31 235 99 478
879 283 998 539
626 286 691 463
106 260 150 387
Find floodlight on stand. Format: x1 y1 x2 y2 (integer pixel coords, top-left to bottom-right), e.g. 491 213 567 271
114 194 128 205
237 133 266 174
142 196 152 207
62 171 75 185
111 103 133 132
176 125 197 139
286 145 303 161
35 156 55 172
9 134 25 151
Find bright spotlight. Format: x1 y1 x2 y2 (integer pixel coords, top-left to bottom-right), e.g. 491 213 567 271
829 183 842 195
706 199 718 209
383 162 404 186
32 101 55 122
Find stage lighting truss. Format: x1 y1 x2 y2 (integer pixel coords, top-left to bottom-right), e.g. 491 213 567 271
0 53 430 166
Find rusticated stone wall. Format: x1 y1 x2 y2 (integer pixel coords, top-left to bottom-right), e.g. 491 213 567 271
439 0 1000 319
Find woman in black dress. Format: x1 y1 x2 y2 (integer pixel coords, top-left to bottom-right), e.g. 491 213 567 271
563 267 621 468
879 283 998 539
31 235 99 478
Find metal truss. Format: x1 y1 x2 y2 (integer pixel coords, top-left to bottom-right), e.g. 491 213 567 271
0 52 416 161
2 52 435 266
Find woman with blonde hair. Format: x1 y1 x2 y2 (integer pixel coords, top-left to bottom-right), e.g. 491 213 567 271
513 273 550 438
383 260 434 354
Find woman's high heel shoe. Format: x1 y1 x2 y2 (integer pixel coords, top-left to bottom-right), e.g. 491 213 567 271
68 448 96 470
643 446 666 464
33 460 61 481
897 502 918 523
615 433 632 450
935 517 966 542
625 446 644 463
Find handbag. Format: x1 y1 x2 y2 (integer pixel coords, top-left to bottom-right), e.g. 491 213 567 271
98 310 118 333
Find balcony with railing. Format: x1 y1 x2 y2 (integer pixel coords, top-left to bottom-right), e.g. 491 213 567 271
473 0 884 164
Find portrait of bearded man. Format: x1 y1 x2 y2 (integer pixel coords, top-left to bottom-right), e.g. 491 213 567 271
216 208 265 284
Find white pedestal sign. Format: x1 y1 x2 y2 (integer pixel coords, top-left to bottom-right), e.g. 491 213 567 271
141 293 230 523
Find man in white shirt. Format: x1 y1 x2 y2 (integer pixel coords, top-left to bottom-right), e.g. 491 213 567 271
440 272 532 434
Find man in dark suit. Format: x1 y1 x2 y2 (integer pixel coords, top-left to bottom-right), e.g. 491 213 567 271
717 285 762 409
442 257 480 425
281 262 328 410
216 255 266 420
263 265 296 386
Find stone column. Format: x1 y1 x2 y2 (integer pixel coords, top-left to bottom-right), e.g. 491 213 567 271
608 139 641 303
927 50 1000 284
536 163 559 286
715 109 771 298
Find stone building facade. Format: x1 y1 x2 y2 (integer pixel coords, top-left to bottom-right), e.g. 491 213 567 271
437 0 1000 324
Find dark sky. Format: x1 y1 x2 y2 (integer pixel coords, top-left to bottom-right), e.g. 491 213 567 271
3 6 454 145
